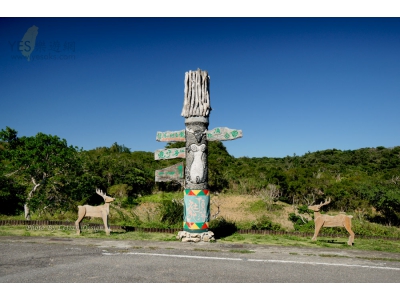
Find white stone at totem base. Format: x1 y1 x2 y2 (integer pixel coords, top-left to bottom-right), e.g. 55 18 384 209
177 231 215 242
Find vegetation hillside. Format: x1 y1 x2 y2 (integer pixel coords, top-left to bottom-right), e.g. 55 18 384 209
1 127 399 229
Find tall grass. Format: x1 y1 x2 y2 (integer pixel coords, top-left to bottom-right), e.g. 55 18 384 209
139 192 183 203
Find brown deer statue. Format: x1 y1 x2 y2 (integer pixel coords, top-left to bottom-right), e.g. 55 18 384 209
308 197 355 246
75 189 115 235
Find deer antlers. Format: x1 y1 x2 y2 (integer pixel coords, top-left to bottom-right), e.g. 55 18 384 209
318 197 331 208
96 188 106 198
308 197 331 212
96 188 115 203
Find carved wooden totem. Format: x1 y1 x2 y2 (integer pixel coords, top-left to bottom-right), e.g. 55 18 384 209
181 69 211 233
155 69 242 241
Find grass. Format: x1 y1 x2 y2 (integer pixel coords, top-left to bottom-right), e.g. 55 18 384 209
1 193 399 255
248 200 266 213
1 225 399 253
217 232 400 253
0 225 179 242
229 249 254 253
194 248 221 252
319 254 349 258
2 195 399 236
138 192 183 203
355 256 400 262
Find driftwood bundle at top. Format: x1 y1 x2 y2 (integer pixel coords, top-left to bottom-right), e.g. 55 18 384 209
181 68 211 117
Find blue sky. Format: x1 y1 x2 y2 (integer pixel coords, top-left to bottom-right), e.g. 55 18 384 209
1 17 399 158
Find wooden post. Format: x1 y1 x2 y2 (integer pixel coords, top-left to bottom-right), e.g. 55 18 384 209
181 69 211 235
154 69 242 242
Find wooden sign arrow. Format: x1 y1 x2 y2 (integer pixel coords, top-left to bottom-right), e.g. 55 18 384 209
206 127 243 141
154 147 186 160
156 130 186 142
155 162 184 182
156 127 242 143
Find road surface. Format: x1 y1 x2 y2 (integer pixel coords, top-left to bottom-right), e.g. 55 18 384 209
1 236 399 283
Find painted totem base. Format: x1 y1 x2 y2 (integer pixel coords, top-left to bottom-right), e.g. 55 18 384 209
183 189 210 234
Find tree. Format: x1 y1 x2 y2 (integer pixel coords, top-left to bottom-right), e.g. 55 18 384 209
0 127 79 219
0 127 25 214
258 183 282 211
79 146 151 198
360 183 400 226
0 173 25 215
110 142 131 153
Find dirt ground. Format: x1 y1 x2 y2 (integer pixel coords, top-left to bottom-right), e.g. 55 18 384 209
209 194 296 230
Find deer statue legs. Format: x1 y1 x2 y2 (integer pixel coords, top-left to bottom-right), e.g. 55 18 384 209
308 197 355 246
312 218 355 246
344 220 355 246
74 206 111 235
75 189 115 235
75 207 85 235
311 221 323 242
102 209 110 235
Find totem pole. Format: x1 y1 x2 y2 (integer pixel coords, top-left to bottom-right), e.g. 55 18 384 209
180 69 211 241
155 69 242 242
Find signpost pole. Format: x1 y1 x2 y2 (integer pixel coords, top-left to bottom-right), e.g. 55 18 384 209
155 68 242 242
178 69 213 241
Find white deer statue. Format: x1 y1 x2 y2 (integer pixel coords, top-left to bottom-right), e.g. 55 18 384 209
308 197 355 246
75 188 115 235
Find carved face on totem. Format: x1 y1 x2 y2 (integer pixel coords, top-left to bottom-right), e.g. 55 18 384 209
185 122 208 188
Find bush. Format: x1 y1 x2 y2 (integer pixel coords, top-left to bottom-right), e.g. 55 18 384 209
158 199 183 226
251 215 282 231
352 219 400 238
297 204 313 215
118 196 140 208
288 213 314 232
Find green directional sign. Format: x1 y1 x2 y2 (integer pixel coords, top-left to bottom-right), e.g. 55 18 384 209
156 130 186 142
154 147 186 160
206 127 243 141
156 127 242 143
155 162 184 183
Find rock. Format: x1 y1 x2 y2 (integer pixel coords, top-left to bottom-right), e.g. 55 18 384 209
181 237 201 243
177 230 215 242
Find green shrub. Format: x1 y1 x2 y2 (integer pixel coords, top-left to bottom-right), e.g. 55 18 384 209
352 219 400 238
251 215 282 231
288 213 314 232
297 205 313 215
158 199 183 226
118 196 140 208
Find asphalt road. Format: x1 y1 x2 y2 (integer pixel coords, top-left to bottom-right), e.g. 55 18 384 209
1 236 399 283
